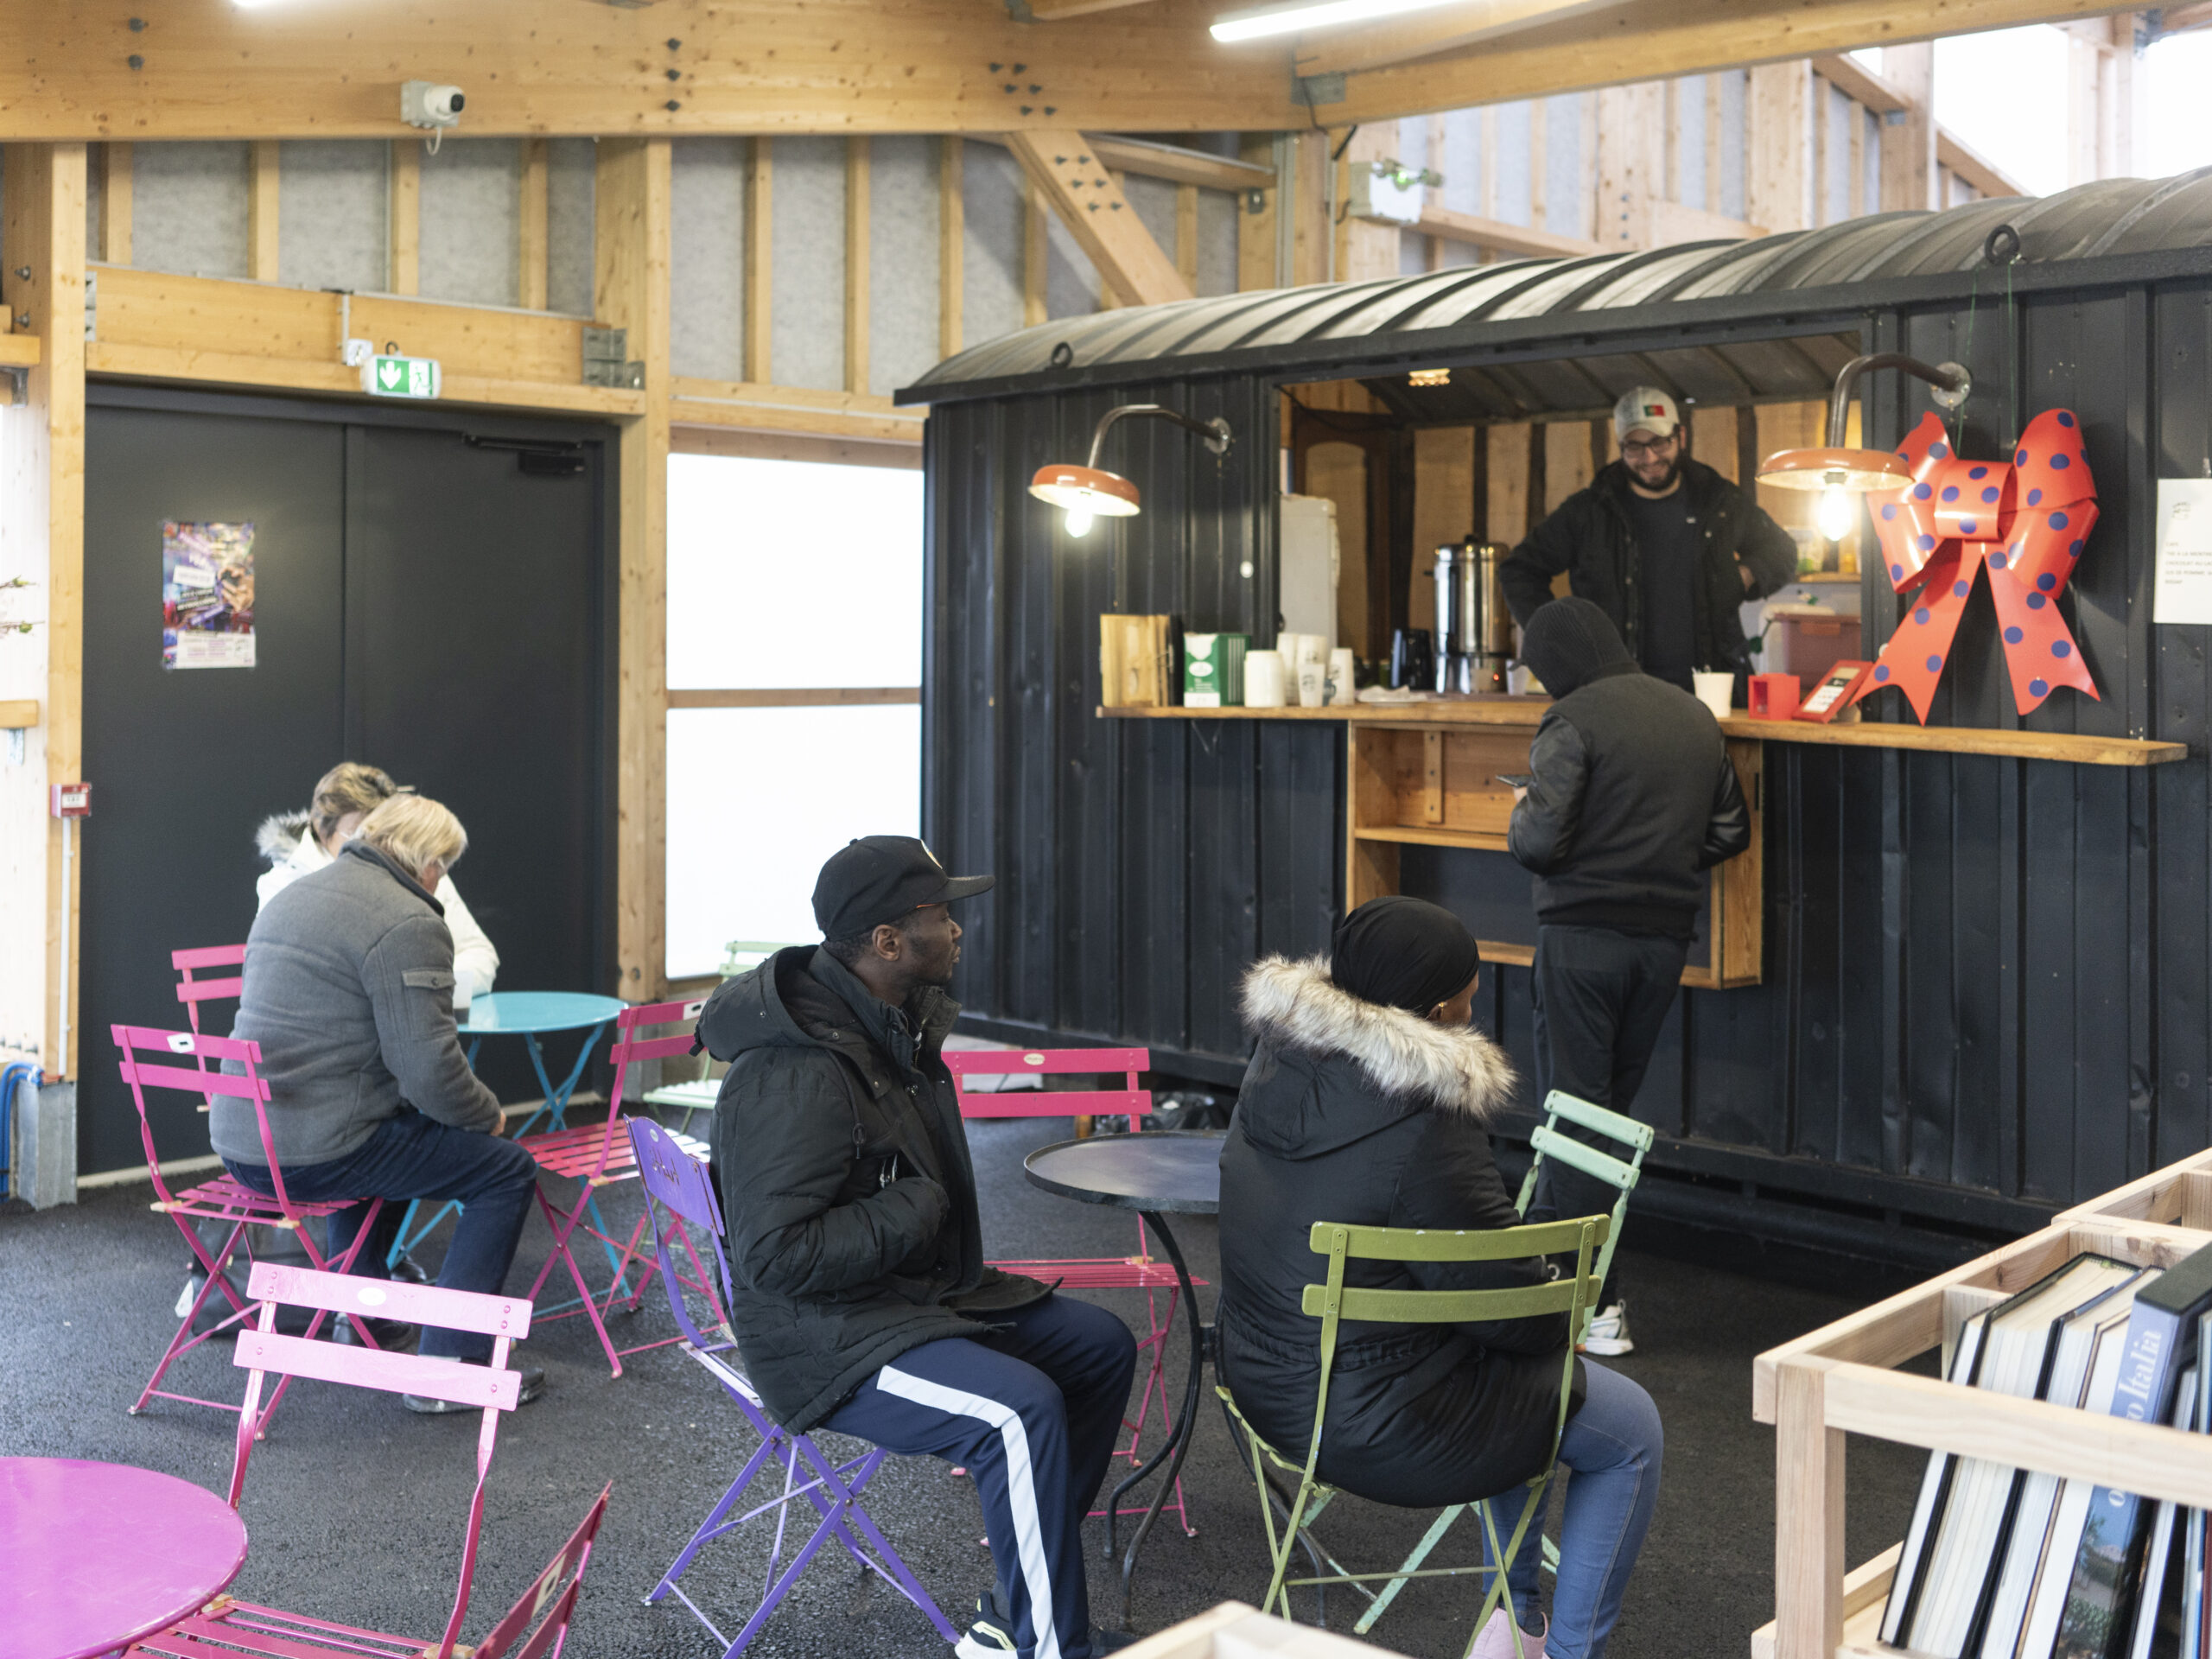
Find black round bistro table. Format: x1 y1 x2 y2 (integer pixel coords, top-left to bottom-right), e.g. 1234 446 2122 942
1023 1129 1223 1622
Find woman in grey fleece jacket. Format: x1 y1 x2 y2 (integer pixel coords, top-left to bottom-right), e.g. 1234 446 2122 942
219 796 542 1400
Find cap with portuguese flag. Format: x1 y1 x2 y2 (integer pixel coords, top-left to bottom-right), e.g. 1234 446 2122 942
1611 386 1681 442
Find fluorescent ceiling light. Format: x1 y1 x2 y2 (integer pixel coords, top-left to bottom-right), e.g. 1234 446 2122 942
1211 0 1470 44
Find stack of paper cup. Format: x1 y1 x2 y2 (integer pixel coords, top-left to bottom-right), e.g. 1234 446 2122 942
1325 648 1357 705
1692 671 1735 721
1244 649 1288 708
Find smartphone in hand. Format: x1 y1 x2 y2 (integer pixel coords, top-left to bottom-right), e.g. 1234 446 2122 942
1494 773 1533 790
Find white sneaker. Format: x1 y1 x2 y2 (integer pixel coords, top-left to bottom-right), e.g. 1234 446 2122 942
1580 1300 1635 1357
1469 1605 1548 1659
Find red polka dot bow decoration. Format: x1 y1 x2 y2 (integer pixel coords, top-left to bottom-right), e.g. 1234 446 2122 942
1854 409 2098 721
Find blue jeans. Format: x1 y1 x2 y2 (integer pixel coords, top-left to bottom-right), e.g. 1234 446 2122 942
1497 1359 1663 1659
223 1108 539 1361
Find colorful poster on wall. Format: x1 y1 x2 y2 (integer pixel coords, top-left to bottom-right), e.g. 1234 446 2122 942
162 521 257 670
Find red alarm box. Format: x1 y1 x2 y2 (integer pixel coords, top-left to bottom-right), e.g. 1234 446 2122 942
1794 661 1876 723
1747 673 1801 720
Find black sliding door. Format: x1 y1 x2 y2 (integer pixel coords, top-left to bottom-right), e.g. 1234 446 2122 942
79 387 614 1173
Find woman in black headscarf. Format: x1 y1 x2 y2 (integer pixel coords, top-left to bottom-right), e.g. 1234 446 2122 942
1216 897 1663 1659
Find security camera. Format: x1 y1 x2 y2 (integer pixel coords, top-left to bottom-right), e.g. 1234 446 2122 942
401 80 466 130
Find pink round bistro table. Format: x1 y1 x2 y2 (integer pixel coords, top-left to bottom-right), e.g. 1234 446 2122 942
0 1457 248 1659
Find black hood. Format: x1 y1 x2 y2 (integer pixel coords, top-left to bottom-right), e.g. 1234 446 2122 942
1521 595 1637 699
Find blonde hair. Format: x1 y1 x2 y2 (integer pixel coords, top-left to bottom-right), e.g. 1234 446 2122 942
309 762 405 846
358 795 467 876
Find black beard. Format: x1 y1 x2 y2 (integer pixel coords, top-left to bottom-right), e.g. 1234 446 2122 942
1630 457 1681 493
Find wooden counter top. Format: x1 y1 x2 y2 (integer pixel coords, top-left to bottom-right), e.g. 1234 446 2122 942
1097 701 2188 767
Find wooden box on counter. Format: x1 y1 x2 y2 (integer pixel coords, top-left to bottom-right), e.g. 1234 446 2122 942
1099 614 1175 709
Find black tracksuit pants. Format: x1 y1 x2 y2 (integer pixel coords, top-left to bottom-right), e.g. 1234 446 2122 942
1526 923 1688 1307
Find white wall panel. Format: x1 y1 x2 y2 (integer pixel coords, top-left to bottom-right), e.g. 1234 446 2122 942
671 137 747 382
420 137 519 307
962 144 1024 346
771 137 846 391
868 136 941 397
132 141 249 279
546 138 595 318
277 140 385 294
1197 188 1239 296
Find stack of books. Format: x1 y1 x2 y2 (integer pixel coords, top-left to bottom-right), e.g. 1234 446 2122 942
1880 1242 2212 1659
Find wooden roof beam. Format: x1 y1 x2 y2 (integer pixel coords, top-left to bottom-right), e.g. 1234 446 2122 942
1360 201 1604 258
971 132 1274 193
1327 0 2141 121
1024 0 1162 16
1938 130 2029 197
1292 0 1639 77
1809 53 1908 113
1006 130 1193 307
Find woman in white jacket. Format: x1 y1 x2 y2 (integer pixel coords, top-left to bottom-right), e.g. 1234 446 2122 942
256 762 500 1008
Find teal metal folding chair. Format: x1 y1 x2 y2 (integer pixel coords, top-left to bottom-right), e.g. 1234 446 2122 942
1217 1214 1607 1659
1352 1088 1654 1637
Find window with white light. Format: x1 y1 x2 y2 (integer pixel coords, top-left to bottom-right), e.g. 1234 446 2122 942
664 449 925 980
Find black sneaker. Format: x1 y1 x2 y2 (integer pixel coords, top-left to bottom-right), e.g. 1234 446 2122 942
404 1365 546 1414
390 1255 432 1287
333 1314 417 1351
954 1590 1019 1659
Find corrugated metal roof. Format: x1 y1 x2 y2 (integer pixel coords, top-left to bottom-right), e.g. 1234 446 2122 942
906 170 2212 410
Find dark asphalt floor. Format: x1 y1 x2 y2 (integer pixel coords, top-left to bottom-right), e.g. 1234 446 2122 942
0 1115 1931 1658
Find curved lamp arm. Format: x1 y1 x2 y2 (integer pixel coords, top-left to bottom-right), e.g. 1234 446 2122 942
1827 353 1971 447
1084 404 1233 469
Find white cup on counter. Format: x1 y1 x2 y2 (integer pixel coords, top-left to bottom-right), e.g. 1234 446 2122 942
1244 650 1288 708
1325 647 1357 706
1295 658 1327 708
1692 671 1735 721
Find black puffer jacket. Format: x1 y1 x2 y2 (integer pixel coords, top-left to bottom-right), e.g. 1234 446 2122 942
1499 457 1798 677
699 947 1047 1431
1216 957 1585 1510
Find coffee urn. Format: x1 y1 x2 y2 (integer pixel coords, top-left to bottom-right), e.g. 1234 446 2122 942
1433 540 1513 694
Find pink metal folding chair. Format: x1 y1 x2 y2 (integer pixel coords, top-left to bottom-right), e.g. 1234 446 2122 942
125 1262 608 1659
115 1024 388 1430
172 944 245 1040
520 995 711 1377
626 1116 958 1656
944 1046 1198 1536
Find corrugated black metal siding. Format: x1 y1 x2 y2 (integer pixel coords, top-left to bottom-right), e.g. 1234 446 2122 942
922 277 2212 1230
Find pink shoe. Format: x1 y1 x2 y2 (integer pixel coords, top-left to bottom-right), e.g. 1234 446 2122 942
1469 1605 1548 1659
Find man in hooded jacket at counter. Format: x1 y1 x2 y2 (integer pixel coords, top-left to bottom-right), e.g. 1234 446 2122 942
695 836 1139 1659
1507 597 1751 1353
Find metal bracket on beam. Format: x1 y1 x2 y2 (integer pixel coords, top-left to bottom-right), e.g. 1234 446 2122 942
1294 72 1346 108
3 367 24 407
83 268 97 344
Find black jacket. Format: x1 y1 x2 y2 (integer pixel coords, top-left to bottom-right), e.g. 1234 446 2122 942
1509 663 1751 934
1499 457 1797 678
698 946 1046 1431
1216 957 1584 1510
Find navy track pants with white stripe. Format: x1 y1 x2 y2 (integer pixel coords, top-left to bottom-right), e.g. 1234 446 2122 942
823 1294 1138 1659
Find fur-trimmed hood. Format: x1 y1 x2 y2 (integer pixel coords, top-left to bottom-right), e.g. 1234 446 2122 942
1240 954 1515 1135
255 809 313 867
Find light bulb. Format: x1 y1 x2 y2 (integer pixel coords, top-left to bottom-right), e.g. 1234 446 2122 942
1065 504 1095 538
1816 481 1854 543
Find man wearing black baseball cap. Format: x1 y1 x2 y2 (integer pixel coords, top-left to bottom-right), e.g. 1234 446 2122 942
695 836 1139 1659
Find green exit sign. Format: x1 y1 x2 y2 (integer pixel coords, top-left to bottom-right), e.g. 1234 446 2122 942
362 353 442 400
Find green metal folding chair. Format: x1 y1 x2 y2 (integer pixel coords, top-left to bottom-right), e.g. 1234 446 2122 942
1216 1212 1608 1659
1352 1089 1655 1636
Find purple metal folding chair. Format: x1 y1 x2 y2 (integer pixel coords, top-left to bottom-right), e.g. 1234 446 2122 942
626 1115 958 1656
125 1262 608 1659
115 1024 388 1432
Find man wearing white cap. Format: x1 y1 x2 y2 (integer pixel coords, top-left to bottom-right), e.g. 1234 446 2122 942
1500 386 1796 694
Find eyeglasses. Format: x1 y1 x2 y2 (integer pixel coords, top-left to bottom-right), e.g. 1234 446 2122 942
1621 435 1678 459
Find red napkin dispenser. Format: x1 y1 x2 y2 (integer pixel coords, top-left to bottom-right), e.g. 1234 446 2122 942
1748 673 1801 720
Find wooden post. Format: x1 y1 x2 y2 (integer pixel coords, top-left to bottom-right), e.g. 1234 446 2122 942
389 140 420 295
99 142 132 264
248 140 280 282
1236 131 1278 291
1023 177 1049 327
939 136 964 357
845 137 870 394
1773 1361 1847 1659
744 137 772 383
1 144 89 1078
1595 84 1662 250
1878 45 1938 213
1006 130 1192 307
1748 63 1815 232
1334 124 1399 284
518 137 550 309
1174 181 1199 288
594 138 671 1001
